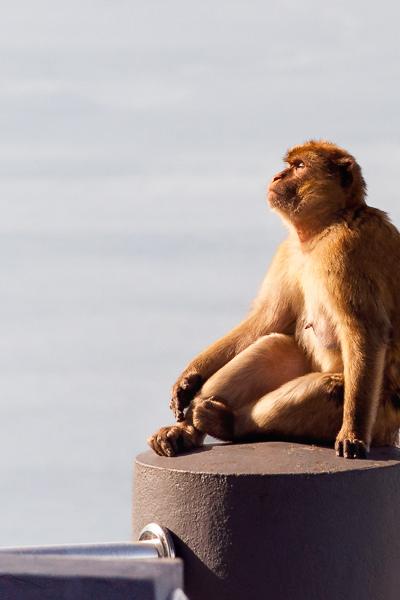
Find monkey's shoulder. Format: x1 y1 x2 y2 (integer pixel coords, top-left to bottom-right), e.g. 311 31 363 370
346 206 399 243
324 207 400 261
311 208 400 317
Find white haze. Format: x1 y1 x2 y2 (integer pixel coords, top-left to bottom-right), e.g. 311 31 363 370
0 1 399 543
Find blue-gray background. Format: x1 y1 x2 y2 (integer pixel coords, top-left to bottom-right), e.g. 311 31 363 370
1 1 399 544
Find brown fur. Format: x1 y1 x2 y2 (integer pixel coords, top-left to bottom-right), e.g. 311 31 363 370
148 140 400 459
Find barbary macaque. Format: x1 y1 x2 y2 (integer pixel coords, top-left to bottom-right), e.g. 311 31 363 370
148 140 400 459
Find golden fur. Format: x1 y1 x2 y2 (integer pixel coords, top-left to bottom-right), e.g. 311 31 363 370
148 140 400 459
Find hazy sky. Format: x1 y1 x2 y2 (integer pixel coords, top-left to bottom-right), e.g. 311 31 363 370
0 1 400 545
1 1 400 228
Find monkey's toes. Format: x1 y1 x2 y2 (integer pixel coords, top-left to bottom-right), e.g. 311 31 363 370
148 424 203 457
147 427 176 457
193 397 234 441
170 372 203 421
335 438 368 459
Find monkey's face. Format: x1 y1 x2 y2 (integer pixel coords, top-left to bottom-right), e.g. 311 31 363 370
268 159 309 214
267 141 366 232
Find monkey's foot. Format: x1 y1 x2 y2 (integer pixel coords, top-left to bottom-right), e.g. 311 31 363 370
170 372 203 422
193 397 235 441
335 434 368 459
147 423 204 457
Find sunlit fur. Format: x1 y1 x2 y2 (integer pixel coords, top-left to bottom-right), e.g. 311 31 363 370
148 140 400 460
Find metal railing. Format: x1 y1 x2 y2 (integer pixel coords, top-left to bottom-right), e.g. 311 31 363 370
0 522 175 560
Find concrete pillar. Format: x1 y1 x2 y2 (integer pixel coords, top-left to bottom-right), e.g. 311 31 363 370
133 441 400 600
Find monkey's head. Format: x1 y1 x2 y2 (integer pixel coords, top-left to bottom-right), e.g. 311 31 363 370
268 140 366 238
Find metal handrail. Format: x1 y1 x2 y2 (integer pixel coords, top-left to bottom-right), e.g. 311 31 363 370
0 523 175 560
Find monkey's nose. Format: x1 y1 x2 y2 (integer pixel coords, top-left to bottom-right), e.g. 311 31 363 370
272 171 284 182
268 175 280 192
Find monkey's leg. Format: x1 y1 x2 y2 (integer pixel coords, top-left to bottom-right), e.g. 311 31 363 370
241 372 344 442
195 371 344 447
149 334 309 456
170 312 268 420
192 333 310 440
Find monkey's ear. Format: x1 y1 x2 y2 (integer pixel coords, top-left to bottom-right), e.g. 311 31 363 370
335 157 355 188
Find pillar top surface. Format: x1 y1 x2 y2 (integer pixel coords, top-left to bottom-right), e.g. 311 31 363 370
136 441 400 477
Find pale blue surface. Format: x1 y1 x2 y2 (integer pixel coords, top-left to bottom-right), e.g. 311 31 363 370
0 1 400 544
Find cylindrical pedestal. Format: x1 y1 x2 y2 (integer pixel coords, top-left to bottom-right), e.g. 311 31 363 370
133 441 400 600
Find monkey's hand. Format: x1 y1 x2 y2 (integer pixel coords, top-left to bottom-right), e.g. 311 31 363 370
148 423 204 457
169 371 203 422
335 429 369 459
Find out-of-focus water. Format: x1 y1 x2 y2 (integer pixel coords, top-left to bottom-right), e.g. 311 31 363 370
0 179 285 544
1 1 400 544
0 189 285 545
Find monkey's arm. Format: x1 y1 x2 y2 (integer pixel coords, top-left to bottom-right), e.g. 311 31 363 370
329 225 393 458
335 319 388 458
327 232 390 456
170 313 267 420
170 240 298 421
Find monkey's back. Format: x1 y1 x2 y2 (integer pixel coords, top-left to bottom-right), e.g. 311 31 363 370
357 208 400 408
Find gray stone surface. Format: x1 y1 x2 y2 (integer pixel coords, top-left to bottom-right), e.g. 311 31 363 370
0 555 183 600
133 441 400 600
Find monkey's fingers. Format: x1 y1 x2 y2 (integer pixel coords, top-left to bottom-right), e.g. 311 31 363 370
335 438 368 459
170 372 203 422
169 396 185 422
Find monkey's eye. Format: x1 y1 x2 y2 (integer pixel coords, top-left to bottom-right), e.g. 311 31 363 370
294 161 305 170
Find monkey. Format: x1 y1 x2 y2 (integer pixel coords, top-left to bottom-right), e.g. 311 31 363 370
148 140 400 459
